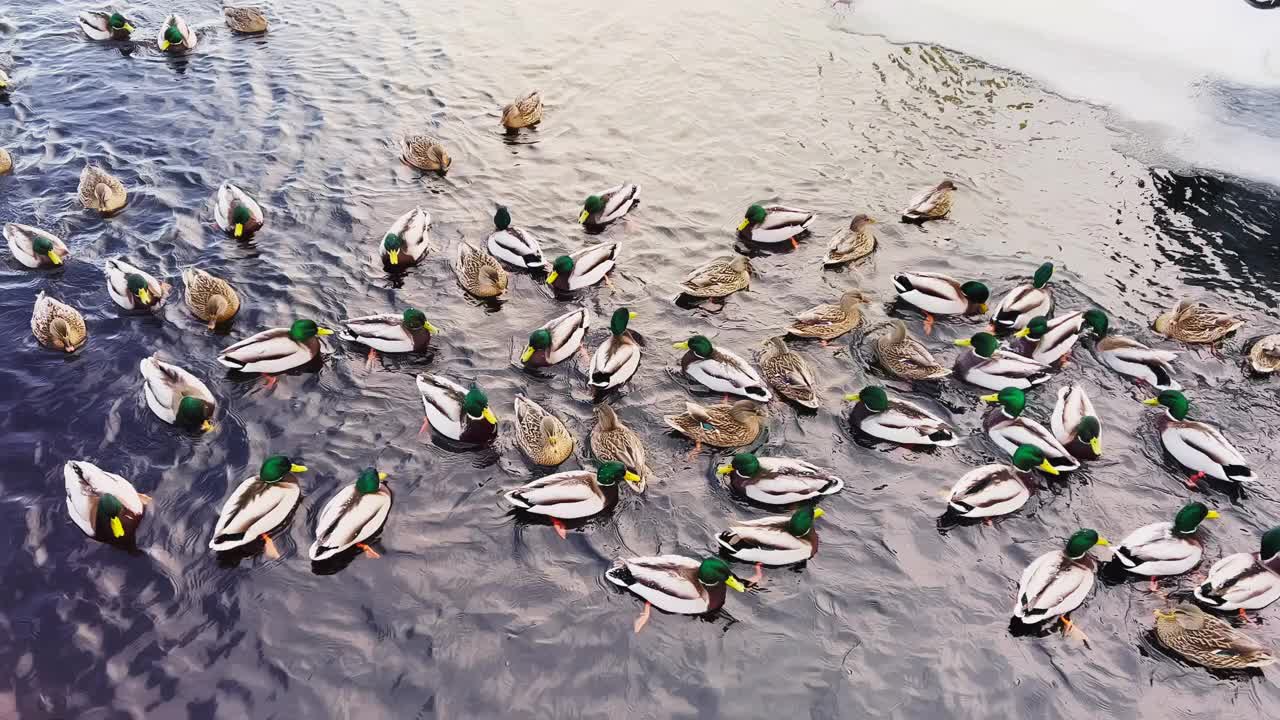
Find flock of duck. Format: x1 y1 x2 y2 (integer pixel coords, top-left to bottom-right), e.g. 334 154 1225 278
5 6 1280 671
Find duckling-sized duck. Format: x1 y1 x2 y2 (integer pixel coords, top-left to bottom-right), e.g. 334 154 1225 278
823 215 877 266
716 452 843 505
589 308 640 391
664 400 765 452
486 205 546 270
401 135 451 174
1249 335 1280 374
718 506 824 566
1144 390 1254 485
1012 310 1109 366
1051 384 1101 461
0 147 12 174
416 375 498 444
182 268 240 330
760 336 818 409
890 271 989 334
217 319 333 377
991 262 1054 334
546 243 620 292
224 6 269 33
140 354 216 432
310 468 391 562
1113 502 1219 582
843 385 957 446
504 462 641 523
31 292 86 353
579 184 639 227
674 334 770 401
1154 603 1276 670
380 207 431 268
209 455 305 557
946 445 1058 519
64 460 146 543
1097 335 1180 390
456 242 509 299
340 308 437 367
501 90 542 129
215 181 264 238
1195 527 1280 613
78 164 127 215
787 290 869 342
953 332 1052 391
680 255 751 300
1153 299 1245 345
591 404 652 491
872 320 950 380
5 223 68 268
157 14 197 52
983 387 1079 472
105 258 169 311
521 306 590 367
78 11 134 41
606 556 746 624
513 395 574 466
901 180 956 222
736 203 814 247
1013 529 1109 626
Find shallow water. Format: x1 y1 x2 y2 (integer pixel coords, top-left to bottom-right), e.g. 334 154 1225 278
2 1 1280 718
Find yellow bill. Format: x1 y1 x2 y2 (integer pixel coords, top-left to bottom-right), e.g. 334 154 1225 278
1089 437 1102 455
378 472 388 480
736 219 750 231
110 516 124 538
1038 460 1060 476
843 393 860 402
672 341 689 350
388 249 399 265
578 210 589 224
716 464 733 476
138 288 152 304
482 407 497 424
545 271 558 285
290 464 308 473
234 222 244 238
423 321 440 334
123 23 135 32
1014 328 1031 338
48 250 63 265
1207 510 1221 519
624 471 642 484
628 311 637 319
520 346 535 363
979 393 999 403
1096 537 1110 546
954 338 973 347
813 508 826 518
725 576 746 592
159 39 170 50
201 420 214 432
1141 398 1160 406
317 327 334 336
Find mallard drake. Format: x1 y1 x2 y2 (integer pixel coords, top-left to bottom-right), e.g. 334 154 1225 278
513 395 574 466
78 165 127 215
716 453 843 505
105 258 169 311
224 6 269 33
209 455 305 556
946 445 1058 519
504 462 642 520
31 292 86 352
64 460 145 542
521 306 590 367
991 262 1054 333
1012 310 1108 365
1144 390 1254 483
982 387 1080 472
1097 335 1179 390
589 308 640 390
736 204 815 246
873 320 950 380
787 290 869 341
664 400 765 449
217 319 333 375
822 215 877 265
1154 603 1276 670
579 184 639 226
0 147 12 174
843 385 957 446
456 242 508 298
182 268 240 329
1249 335 1280 374
340 308 437 356
674 334 771 401
953 333 1051 390
140 354 216 431
1153 299 1245 344
215 181 264 238
901 180 956 222
310 468 392 562
501 90 542 129
605 556 746 615
891 271 989 333
591 404 652 491
717 506 824 566
416 374 498 443
681 255 751 299
5 223 68 268
78 11 134 41
486 205 545 270
1113 502 1218 578
1013 529 1109 625
546 243 620 292
157 14 197 52
760 336 818 409
380 206 430 267
1050 384 1101 461
401 136 451 174
1195 527 1280 612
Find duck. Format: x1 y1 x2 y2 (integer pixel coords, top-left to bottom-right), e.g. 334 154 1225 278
1011 309 1109 365
501 90 543 129
822 215 877 265
513 395 574 466
591 404 653 491
521 306 590 367
664 400 765 450
217 319 333 375
872 320 950 380
486 205 545 270
674 334 771 401
456 242 509 298
339 308 437 358
546 243 620 292
1144 390 1254 484
589 308 641 390
1050 384 1102 461
379 206 431 267
0 147 11 174
5 223 68 268
717 506 824 566
182 268 240 329
224 6 269 33
982 387 1080 472
579 184 639 226
139 354 216 432
901 180 956 222
891 271 989 334
991 262 1054 333
1013 529 1109 625
759 336 819 409
416 374 498 444
1113 502 1219 579
214 181 264 238
105 258 169 311
1195 526 1280 612
605 556 746 616
310 468 392 562
78 11 134 41
787 290 869 341
401 136 451 174
1249 335 1280 374
157 14 197 52
78 165 127 215
1154 604 1276 670
1097 335 1180 390
209 455 305 556
716 452 843 505
843 385 957 446
953 332 1052 391
64 460 145 542
31 292 86 353
1153 299 1246 345
945 445 1058 519
504 462 642 520
736 203 815 247
681 255 751 299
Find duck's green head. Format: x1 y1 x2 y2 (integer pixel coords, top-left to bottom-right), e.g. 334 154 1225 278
288 318 333 342
1076 416 1102 455
1083 309 1108 337
787 506 825 537
980 387 1026 417
737 204 767 231
960 281 990 312
177 395 215 432
1260 527 1280 562
844 385 889 412
1016 316 1051 340
161 24 184 49
31 235 62 265
109 13 134 32
126 274 153 305
579 195 604 223
401 308 437 333
673 334 713 358
260 455 306 483
462 384 497 424
697 557 746 591
494 205 511 231
98 493 126 538
1032 262 1054 289
1064 528 1108 559
383 233 404 265
716 452 761 478
1011 444 1057 475
356 467 387 494
545 255 574 285
610 307 635 336
1143 390 1189 421
955 332 1000 358
594 461 642 488
521 328 552 363
1173 502 1219 535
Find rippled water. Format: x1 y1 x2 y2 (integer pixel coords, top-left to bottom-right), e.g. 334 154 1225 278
3 1 1280 718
